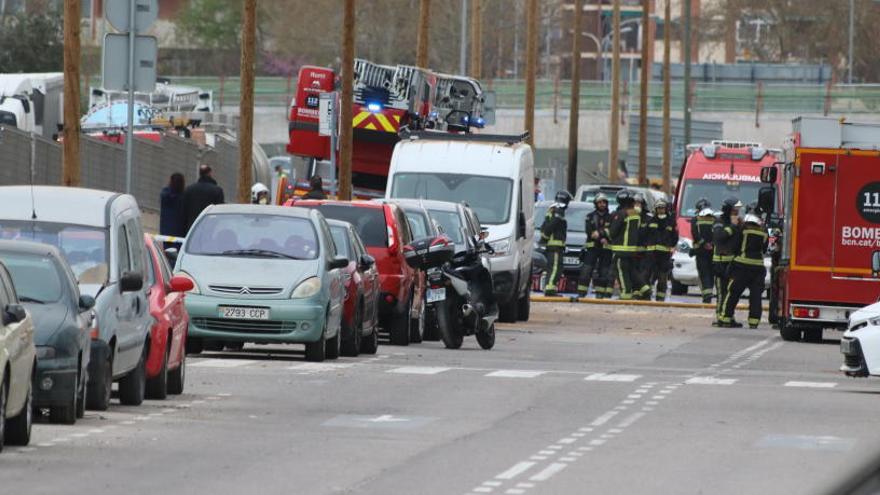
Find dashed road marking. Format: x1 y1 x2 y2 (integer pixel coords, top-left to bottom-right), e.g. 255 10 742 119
190 359 257 368
590 410 619 426
495 461 536 480
529 463 567 482
784 381 837 389
686 377 738 386
486 370 545 379
584 373 642 382
387 366 451 375
288 362 357 373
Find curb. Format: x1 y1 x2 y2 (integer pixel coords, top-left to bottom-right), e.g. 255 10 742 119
530 295 767 311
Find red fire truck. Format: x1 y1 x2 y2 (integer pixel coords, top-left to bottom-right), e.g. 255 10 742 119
762 117 880 342
286 60 486 196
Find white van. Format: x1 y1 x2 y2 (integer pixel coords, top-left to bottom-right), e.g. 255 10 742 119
386 132 535 322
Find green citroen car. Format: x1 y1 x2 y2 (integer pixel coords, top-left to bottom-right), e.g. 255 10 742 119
176 205 348 362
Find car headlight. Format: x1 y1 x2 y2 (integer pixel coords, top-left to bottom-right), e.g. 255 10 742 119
36 346 56 360
489 237 510 256
175 271 200 294
292 277 321 299
676 237 692 254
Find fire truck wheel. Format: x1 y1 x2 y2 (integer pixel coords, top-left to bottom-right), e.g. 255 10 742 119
803 327 823 344
779 321 802 342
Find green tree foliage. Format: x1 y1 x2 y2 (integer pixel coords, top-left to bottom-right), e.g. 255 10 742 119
177 0 243 50
0 11 64 73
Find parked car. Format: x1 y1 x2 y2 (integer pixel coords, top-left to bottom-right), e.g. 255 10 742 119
841 300 880 377
0 241 94 424
176 204 348 362
143 234 192 399
0 186 151 411
533 200 594 293
387 133 536 324
290 199 422 346
327 220 380 356
0 259 35 451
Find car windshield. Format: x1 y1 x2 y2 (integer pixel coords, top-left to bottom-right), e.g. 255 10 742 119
0 221 108 284
427 209 464 245
186 214 319 260
534 205 593 232
329 225 354 259
391 173 513 225
303 205 388 247
680 180 771 217
1 252 63 304
403 208 432 239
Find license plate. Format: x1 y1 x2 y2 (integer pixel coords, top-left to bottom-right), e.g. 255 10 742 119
564 256 580 266
841 338 855 355
219 306 270 320
426 288 446 303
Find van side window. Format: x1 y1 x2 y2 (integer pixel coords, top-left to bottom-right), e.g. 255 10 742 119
117 225 131 275
0 267 13 306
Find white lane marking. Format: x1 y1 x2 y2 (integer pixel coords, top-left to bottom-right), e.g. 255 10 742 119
36 443 54 448
483 481 502 487
120 421 136 425
578 427 593 433
473 487 493 493
216 392 233 397
590 410 619 426
495 461 536 480
538 450 555 455
559 457 576 462
516 483 535 488
584 373 641 382
387 366 451 375
617 412 646 429
626 394 642 399
88 429 104 434
686 377 738 385
589 439 606 446
529 463 568 482
608 428 623 434
189 359 256 368
505 490 525 495
530 455 547 461
578 446 593 452
546 445 562 450
784 381 837 389
486 370 545 378
70 433 89 438
288 362 356 372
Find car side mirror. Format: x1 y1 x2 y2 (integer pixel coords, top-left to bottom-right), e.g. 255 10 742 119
359 254 375 270
78 294 96 310
873 251 880 277
119 271 144 293
328 256 349 270
168 275 195 293
517 212 526 239
757 187 775 216
760 166 778 184
164 247 179 266
3 303 26 325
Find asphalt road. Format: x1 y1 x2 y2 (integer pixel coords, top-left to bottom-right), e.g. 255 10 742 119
2 301 877 494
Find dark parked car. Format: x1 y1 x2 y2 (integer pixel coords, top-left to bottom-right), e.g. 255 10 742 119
0 241 94 424
327 220 380 356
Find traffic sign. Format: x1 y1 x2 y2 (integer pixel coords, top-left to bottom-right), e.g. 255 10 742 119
105 0 158 34
102 33 157 92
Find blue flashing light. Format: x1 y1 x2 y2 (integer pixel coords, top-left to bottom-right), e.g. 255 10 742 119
476 117 485 127
367 102 382 112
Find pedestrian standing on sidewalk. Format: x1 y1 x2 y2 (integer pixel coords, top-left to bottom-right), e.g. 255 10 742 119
720 213 769 328
182 164 225 233
159 172 186 239
541 190 571 296
712 197 742 326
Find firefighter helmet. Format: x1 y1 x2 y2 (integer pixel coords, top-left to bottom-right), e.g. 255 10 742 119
743 213 763 226
251 182 270 204
721 197 743 215
593 192 609 206
555 190 572 208
654 199 669 211
616 189 635 206
695 197 711 211
698 207 715 217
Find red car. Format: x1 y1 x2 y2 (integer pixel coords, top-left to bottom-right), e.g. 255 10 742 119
143 234 193 399
327 219 381 356
287 200 425 345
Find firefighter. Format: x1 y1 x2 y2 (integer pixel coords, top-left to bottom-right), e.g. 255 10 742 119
720 213 769 328
691 205 717 303
577 193 613 298
541 190 572 296
712 197 743 326
645 199 677 301
634 193 651 293
251 183 270 205
609 190 650 300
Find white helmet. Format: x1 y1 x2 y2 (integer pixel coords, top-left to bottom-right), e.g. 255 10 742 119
251 182 269 203
698 208 715 217
743 213 763 226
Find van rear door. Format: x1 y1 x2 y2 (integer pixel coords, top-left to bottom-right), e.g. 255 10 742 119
832 152 880 279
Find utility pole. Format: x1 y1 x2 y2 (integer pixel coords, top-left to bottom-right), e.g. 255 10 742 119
847 0 854 84
460 0 468 75
469 0 482 79
608 0 621 183
566 0 582 193
238 0 256 204
524 0 538 147
416 0 431 68
661 0 671 194
62 0 81 187
683 0 692 145
637 0 650 186
339 0 355 200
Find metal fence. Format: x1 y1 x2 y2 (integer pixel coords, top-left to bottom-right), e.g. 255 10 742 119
0 126 240 212
123 76 880 114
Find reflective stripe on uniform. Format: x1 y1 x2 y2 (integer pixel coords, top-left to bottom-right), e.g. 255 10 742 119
713 255 734 263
